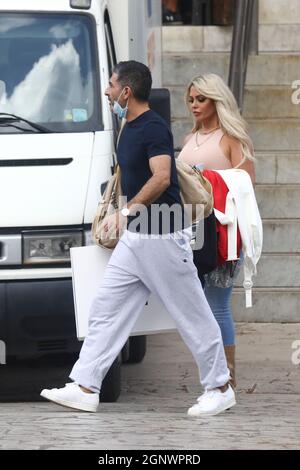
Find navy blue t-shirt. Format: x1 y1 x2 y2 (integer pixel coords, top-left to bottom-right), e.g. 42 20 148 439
117 109 185 234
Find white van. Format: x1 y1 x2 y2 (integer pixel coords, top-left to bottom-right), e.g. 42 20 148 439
0 0 166 401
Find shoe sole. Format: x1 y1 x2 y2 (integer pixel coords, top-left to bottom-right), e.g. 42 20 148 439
187 397 236 417
40 390 98 413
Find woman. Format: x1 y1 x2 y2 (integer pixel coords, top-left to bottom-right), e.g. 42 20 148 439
178 73 255 388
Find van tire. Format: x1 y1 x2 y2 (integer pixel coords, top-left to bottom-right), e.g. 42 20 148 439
100 356 121 402
0 354 121 403
124 335 147 364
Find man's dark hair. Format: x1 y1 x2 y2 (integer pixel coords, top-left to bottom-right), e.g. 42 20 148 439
113 61 152 102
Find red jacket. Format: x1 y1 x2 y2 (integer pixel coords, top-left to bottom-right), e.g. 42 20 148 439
203 170 242 265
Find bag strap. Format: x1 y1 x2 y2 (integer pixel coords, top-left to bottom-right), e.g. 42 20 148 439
113 119 127 173
116 118 126 147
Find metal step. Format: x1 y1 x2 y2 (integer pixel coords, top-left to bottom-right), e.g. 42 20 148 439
232 287 300 322
163 25 300 53
235 254 300 288
171 118 300 151
163 53 300 86
168 85 300 120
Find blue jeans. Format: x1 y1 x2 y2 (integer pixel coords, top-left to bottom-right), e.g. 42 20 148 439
204 284 235 346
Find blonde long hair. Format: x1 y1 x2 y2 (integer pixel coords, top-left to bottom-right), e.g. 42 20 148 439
186 73 254 167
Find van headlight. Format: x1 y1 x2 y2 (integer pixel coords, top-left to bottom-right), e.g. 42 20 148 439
23 231 83 265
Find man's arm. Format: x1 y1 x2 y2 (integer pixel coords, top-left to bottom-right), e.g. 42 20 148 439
104 155 171 234
126 154 171 213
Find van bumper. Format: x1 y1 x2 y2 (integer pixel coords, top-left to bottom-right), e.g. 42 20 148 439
0 278 80 359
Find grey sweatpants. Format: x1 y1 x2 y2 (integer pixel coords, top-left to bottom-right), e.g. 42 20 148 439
70 229 229 393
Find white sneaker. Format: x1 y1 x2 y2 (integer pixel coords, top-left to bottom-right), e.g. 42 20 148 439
40 383 99 413
187 385 236 417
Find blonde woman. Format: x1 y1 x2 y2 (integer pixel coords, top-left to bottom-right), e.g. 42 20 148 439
178 73 255 387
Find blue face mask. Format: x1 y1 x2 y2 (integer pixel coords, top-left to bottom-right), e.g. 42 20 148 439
113 89 128 119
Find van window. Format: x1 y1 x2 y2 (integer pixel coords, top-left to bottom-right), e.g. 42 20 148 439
0 13 101 133
104 10 120 143
104 11 117 77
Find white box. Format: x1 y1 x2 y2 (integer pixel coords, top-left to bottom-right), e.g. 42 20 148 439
70 245 176 340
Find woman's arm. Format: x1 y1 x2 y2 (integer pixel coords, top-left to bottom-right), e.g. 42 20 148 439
220 135 256 184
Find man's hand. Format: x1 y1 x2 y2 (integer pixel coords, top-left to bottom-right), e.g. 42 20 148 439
103 211 127 238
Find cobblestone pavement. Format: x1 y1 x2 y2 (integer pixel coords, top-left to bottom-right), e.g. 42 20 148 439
0 323 299 450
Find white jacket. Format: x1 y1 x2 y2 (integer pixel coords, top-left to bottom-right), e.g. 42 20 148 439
215 169 263 308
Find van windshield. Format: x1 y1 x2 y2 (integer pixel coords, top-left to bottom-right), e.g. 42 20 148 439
0 13 101 133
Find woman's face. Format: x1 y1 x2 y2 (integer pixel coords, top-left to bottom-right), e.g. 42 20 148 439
188 85 217 124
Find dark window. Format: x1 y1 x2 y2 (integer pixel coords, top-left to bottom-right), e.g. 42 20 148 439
104 10 120 145
0 13 102 133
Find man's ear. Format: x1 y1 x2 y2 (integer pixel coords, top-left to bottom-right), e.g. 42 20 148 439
123 86 131 100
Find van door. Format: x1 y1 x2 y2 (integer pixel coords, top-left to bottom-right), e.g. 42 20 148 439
104 9 120 150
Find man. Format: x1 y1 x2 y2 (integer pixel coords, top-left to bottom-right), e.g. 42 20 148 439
41 61 236 417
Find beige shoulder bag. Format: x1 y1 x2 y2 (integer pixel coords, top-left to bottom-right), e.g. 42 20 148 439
175 159 213 223
92 120 126 249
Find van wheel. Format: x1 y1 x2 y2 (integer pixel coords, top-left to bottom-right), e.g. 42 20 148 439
0 354 121 403
121 340 130 363
124 335 147 364
100 356 121 402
